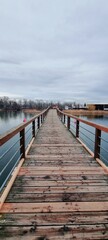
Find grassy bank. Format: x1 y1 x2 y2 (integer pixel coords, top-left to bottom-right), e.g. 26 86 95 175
23 109 41 114
63 109 108 116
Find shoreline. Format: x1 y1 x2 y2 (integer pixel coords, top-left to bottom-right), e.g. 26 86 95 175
23 109 41 114
0 108 41 114
63 109 108 116
0 108 108 116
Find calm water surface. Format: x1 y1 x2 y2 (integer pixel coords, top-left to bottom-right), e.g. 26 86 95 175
0 110 33 135
79 114 108 126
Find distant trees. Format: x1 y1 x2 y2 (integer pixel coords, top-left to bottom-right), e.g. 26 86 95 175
0 96 86 111
0 97 51 111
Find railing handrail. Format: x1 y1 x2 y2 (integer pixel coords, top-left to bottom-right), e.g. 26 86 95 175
57 108 108 133
0 108 49 146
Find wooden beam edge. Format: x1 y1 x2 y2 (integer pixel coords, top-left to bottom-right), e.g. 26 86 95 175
0 158 25 211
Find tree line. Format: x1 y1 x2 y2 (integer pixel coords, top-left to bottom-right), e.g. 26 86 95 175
0 97 50 110
0 96 86 111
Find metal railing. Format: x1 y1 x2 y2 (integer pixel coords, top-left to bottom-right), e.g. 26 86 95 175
57 108 108 166
0 108 49 192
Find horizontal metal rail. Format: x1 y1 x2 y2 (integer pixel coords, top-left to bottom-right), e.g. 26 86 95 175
57 108 108 166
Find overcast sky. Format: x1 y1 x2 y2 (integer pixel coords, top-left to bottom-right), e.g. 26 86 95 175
0 0 108 103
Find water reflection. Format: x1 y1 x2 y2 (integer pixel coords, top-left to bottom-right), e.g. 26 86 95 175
0 110 33 135
78 115 108 126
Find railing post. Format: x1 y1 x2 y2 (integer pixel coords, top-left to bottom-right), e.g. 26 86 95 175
76 120 79 138
67 116 70 130
94 128 101 159
64 115 65 124
61 114 63 122
20 129 25 158
41 114 43 124
38 116 40 129
32 120 35 137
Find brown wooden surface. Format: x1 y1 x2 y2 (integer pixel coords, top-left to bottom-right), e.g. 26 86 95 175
0 109 108 239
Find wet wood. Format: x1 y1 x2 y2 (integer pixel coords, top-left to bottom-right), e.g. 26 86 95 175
0 109 108 239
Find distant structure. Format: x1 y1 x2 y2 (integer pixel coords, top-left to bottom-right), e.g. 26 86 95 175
87 104 108 110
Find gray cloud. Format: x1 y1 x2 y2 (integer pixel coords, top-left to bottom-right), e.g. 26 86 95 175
0 0 108 103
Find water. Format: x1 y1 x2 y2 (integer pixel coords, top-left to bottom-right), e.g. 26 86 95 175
78 114 108 127
0 110 33 135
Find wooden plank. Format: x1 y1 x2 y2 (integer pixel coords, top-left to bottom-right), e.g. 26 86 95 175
20 166 103 171
1 212 108 226
6 192 108 202
15 174 108 181
0 224 108 240
18 169 105 176
28 147 88 155
1 202 108 213
24 158 97 165
23 162 98 167
12 180 108 187
0 224 108 239
26 154 92 159
32 144 82 147
6 185 108 193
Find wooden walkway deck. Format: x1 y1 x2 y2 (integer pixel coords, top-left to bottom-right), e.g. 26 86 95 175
0 109 108 239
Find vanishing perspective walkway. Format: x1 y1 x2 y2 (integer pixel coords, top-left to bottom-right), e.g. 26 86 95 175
0 109 108 239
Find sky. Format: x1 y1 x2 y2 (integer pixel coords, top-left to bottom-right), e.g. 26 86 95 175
0 0 108 103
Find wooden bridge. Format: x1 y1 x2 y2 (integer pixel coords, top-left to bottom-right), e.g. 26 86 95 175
0 109 108 239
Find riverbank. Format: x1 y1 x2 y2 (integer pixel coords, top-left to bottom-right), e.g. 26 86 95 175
23 109 41 114
0 108 41 114
63 109 108 116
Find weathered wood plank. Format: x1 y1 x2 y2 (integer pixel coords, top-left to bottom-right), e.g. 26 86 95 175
15 174 108 181
12 179 108 187
32 144 82 147
0 223 108 240
20 166 103 171
7 185 108 193
6 192 108 202
1 212 108 226
1 202 108 213
26 154 92 159
0 224 108 240
18 169 106 176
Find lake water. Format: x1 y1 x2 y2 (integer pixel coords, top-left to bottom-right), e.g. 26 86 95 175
79 114 108 127
0 110 33 135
